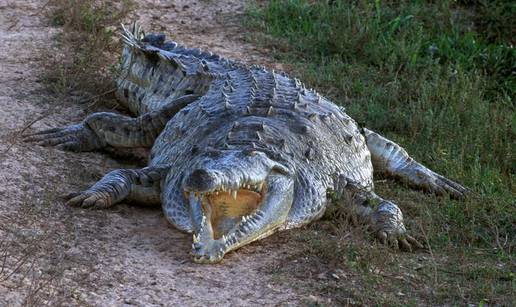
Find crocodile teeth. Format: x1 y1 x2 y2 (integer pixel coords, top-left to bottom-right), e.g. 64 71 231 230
222 235 227 242
193 234 200 243
257 182 263 192
190 192 199 201
231 190 237 200
247 217 257 227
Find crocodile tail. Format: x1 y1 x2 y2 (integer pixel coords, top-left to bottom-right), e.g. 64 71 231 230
120 22 144 48
117 22 211 114
120 22 187 72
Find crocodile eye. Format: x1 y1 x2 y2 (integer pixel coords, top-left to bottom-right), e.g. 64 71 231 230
205 150 222 158
246 150 259 156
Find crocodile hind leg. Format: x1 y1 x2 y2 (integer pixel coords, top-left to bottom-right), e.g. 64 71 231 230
363 128 469 199
24 95 199 152
339 181 423 251
65 166 168 208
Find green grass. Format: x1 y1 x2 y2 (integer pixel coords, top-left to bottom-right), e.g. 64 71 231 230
246 0 514 304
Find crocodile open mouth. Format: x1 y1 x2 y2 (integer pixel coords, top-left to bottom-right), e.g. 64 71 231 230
186 182 267 239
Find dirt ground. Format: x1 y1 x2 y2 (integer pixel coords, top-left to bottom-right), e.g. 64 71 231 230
0 0 306 305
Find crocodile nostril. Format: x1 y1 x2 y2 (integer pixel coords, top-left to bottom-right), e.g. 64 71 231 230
190 169 210 180
184 169 217 191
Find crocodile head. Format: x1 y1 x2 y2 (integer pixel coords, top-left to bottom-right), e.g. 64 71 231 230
182 149 293 263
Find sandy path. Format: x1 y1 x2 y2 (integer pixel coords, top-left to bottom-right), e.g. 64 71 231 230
134 0 284 68
0 0 301 305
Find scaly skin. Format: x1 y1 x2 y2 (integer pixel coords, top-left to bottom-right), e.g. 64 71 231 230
25 23 468 263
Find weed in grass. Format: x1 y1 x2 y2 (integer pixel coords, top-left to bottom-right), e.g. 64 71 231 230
247 0 515 304
42 0 134 108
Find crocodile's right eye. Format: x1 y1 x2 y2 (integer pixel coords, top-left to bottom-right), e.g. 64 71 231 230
204 150 222 158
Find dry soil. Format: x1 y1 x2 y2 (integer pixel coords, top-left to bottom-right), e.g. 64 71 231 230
0 0 304 305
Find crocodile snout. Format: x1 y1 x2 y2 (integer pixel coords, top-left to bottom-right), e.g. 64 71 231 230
183 169 219 192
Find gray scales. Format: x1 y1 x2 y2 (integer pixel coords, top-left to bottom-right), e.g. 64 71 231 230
25 24 468 263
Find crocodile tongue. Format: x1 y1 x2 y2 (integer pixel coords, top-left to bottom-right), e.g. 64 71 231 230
203 188 263 239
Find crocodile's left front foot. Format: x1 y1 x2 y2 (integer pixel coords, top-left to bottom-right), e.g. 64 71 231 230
371 201 423 251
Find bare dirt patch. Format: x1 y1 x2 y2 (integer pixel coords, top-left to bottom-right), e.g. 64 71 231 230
133 0 284 69
0 0 301 305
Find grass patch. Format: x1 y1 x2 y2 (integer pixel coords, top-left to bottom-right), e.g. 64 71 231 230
42 0 134 107
247 0 515 304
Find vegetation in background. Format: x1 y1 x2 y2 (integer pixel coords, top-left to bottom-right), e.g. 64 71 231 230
43 0 133 106
36 0 514 304
247 0 514 304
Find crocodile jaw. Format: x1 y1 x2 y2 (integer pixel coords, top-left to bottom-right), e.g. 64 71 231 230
186 173 293 263
180 149 293 263
186 181 266 239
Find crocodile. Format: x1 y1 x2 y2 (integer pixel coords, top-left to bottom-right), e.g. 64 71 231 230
24 24 468 263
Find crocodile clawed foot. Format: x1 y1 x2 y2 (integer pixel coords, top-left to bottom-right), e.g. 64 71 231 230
431 172 470 199
399 164 470 199
376 230 423 251
23 123 102 152
191 238 226 264
64 190 115 209
62 169 136 209
372 201 424 252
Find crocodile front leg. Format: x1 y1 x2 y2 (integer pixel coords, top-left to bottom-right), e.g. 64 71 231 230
24 95 199 151
66 166 168 208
